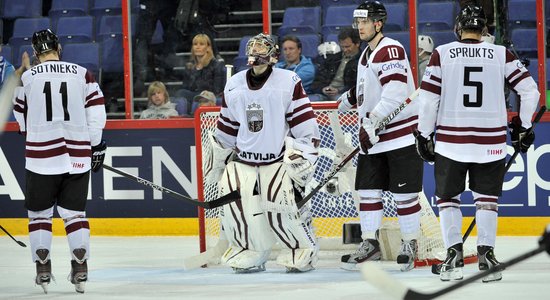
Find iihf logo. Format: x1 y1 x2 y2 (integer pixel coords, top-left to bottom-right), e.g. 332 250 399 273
246 102 264 132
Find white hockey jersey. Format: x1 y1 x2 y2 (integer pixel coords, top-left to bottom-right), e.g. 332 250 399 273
13 61 106 175
355 37 418 154
418 40 539 163
216 68 320 164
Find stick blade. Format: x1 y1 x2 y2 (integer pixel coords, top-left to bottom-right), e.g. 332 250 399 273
17 240 27 247
360 262 410 300
183 238 228 270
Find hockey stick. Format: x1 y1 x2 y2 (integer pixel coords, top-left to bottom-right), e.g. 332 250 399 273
183 232 229 270
431 105 547 274
103 164 240 209
296 88 420 209
362 240 548 300
0 224 27 247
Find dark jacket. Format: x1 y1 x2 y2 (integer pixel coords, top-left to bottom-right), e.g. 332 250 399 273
181 58 226 95
311 52 360 95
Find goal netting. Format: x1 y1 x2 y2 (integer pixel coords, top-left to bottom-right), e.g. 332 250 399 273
194 104 476 267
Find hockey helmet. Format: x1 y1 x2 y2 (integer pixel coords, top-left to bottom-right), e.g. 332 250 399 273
455 4 486 36
246 33 279 66
353 1 387 29
418 35 434 55
32 29 60 56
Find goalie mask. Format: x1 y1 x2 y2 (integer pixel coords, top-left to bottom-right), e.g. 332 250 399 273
246 33 279 66
454 4 486 39
32 29 60 56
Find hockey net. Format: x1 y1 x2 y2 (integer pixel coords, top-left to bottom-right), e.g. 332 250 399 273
194 104 476 267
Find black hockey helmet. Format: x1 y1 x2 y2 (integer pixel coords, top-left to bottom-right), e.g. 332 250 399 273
455 4 486 34
353 1 387 29
32 29 60 56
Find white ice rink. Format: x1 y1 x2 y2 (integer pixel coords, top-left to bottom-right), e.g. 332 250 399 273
0 235 549 300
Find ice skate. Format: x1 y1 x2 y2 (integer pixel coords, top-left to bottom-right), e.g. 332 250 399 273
232 264 266 274
34 249 53 294
478 245 503 283
340 239 381 271
440 243 464 281
396 239 418 272
69 260 88 293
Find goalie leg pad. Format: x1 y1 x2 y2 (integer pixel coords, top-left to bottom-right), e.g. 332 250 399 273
219 162 276 270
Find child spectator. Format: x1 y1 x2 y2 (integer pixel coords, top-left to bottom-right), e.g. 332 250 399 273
140 81 179 119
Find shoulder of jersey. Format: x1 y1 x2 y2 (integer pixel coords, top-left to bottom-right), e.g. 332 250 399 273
272 68 301 84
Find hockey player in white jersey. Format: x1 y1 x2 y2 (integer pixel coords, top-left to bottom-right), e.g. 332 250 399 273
337 1 423 272
205 33 321 273
12 29 107 293
415 5 539 282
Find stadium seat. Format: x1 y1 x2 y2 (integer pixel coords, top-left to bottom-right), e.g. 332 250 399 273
56 16 94 44
320 0 358 18
418 2 456 32
96 15 136 42
238 36 252 57
232 56 250 73
321 5 355 36
294 34 321 59
62 43 100 75
425 30 456 48
49 0 90 29
323 33 339 43
9 18 51 56
90 0 122 18
15 45 34 67
385 3 407 32
277 6 321 36
100 36 123 73
0 45 12 63
511 28 537 58
385 31 411 57
2 0 43 19
508 0 537 30
527 58 538 81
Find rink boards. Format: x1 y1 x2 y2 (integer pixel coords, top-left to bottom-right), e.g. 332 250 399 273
1 118 549 235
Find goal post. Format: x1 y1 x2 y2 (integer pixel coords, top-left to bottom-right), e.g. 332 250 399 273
194 103 477 267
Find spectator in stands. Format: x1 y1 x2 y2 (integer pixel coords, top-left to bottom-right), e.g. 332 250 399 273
1 43 17 121
311 28 361 101
134 0 181 96
417 35 434 83
140 81 179 119
194 90 217 107
274 35 316 94
176 33 226 115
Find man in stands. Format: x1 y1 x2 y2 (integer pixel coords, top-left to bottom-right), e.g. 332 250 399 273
205 33 321 273
274 35 316 94
415 4 539 282
338 1 423 272
12 29 106 294
311 27 361 101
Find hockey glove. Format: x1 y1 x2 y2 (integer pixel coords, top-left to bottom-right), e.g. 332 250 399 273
284 137 318 187
359 115 380 152
91 140 107 172
414 131 435 163
509 116 535 153
204 134 234 185
337 90 354 113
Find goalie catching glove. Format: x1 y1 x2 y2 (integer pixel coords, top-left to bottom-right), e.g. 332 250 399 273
284 137 318 187
204 134 234 185
508 116 535 153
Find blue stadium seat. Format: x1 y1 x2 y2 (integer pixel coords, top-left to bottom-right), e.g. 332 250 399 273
49 0 90 29
56 16 94 44
2 0 43 18
90 0 122 18
100 36 123 72
508 0 537 30
62 43 100 75
232 56 250 73
9 18 51 55
278 6 321 36
527 58 538 81
511 28 537 58
425 30 456 47
385 3 407 32
320 0 358 18
1 45 13 63
418 2 456 32
323 33 338 43
238 36 252 57
321 5 355 36
385 31 411 57
96 15 136 42
15 45 34 67
294 34 321 59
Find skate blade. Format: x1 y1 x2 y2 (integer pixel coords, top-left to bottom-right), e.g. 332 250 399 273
74 281 86 293
399 261 415 272
233 264 266 274
482 272 502 283
440 268 463 281
39 282 49 294
286 265 315 273
340 262 361 271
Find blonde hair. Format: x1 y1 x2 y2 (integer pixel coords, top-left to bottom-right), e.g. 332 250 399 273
191 34 215 68
147 81 170 105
